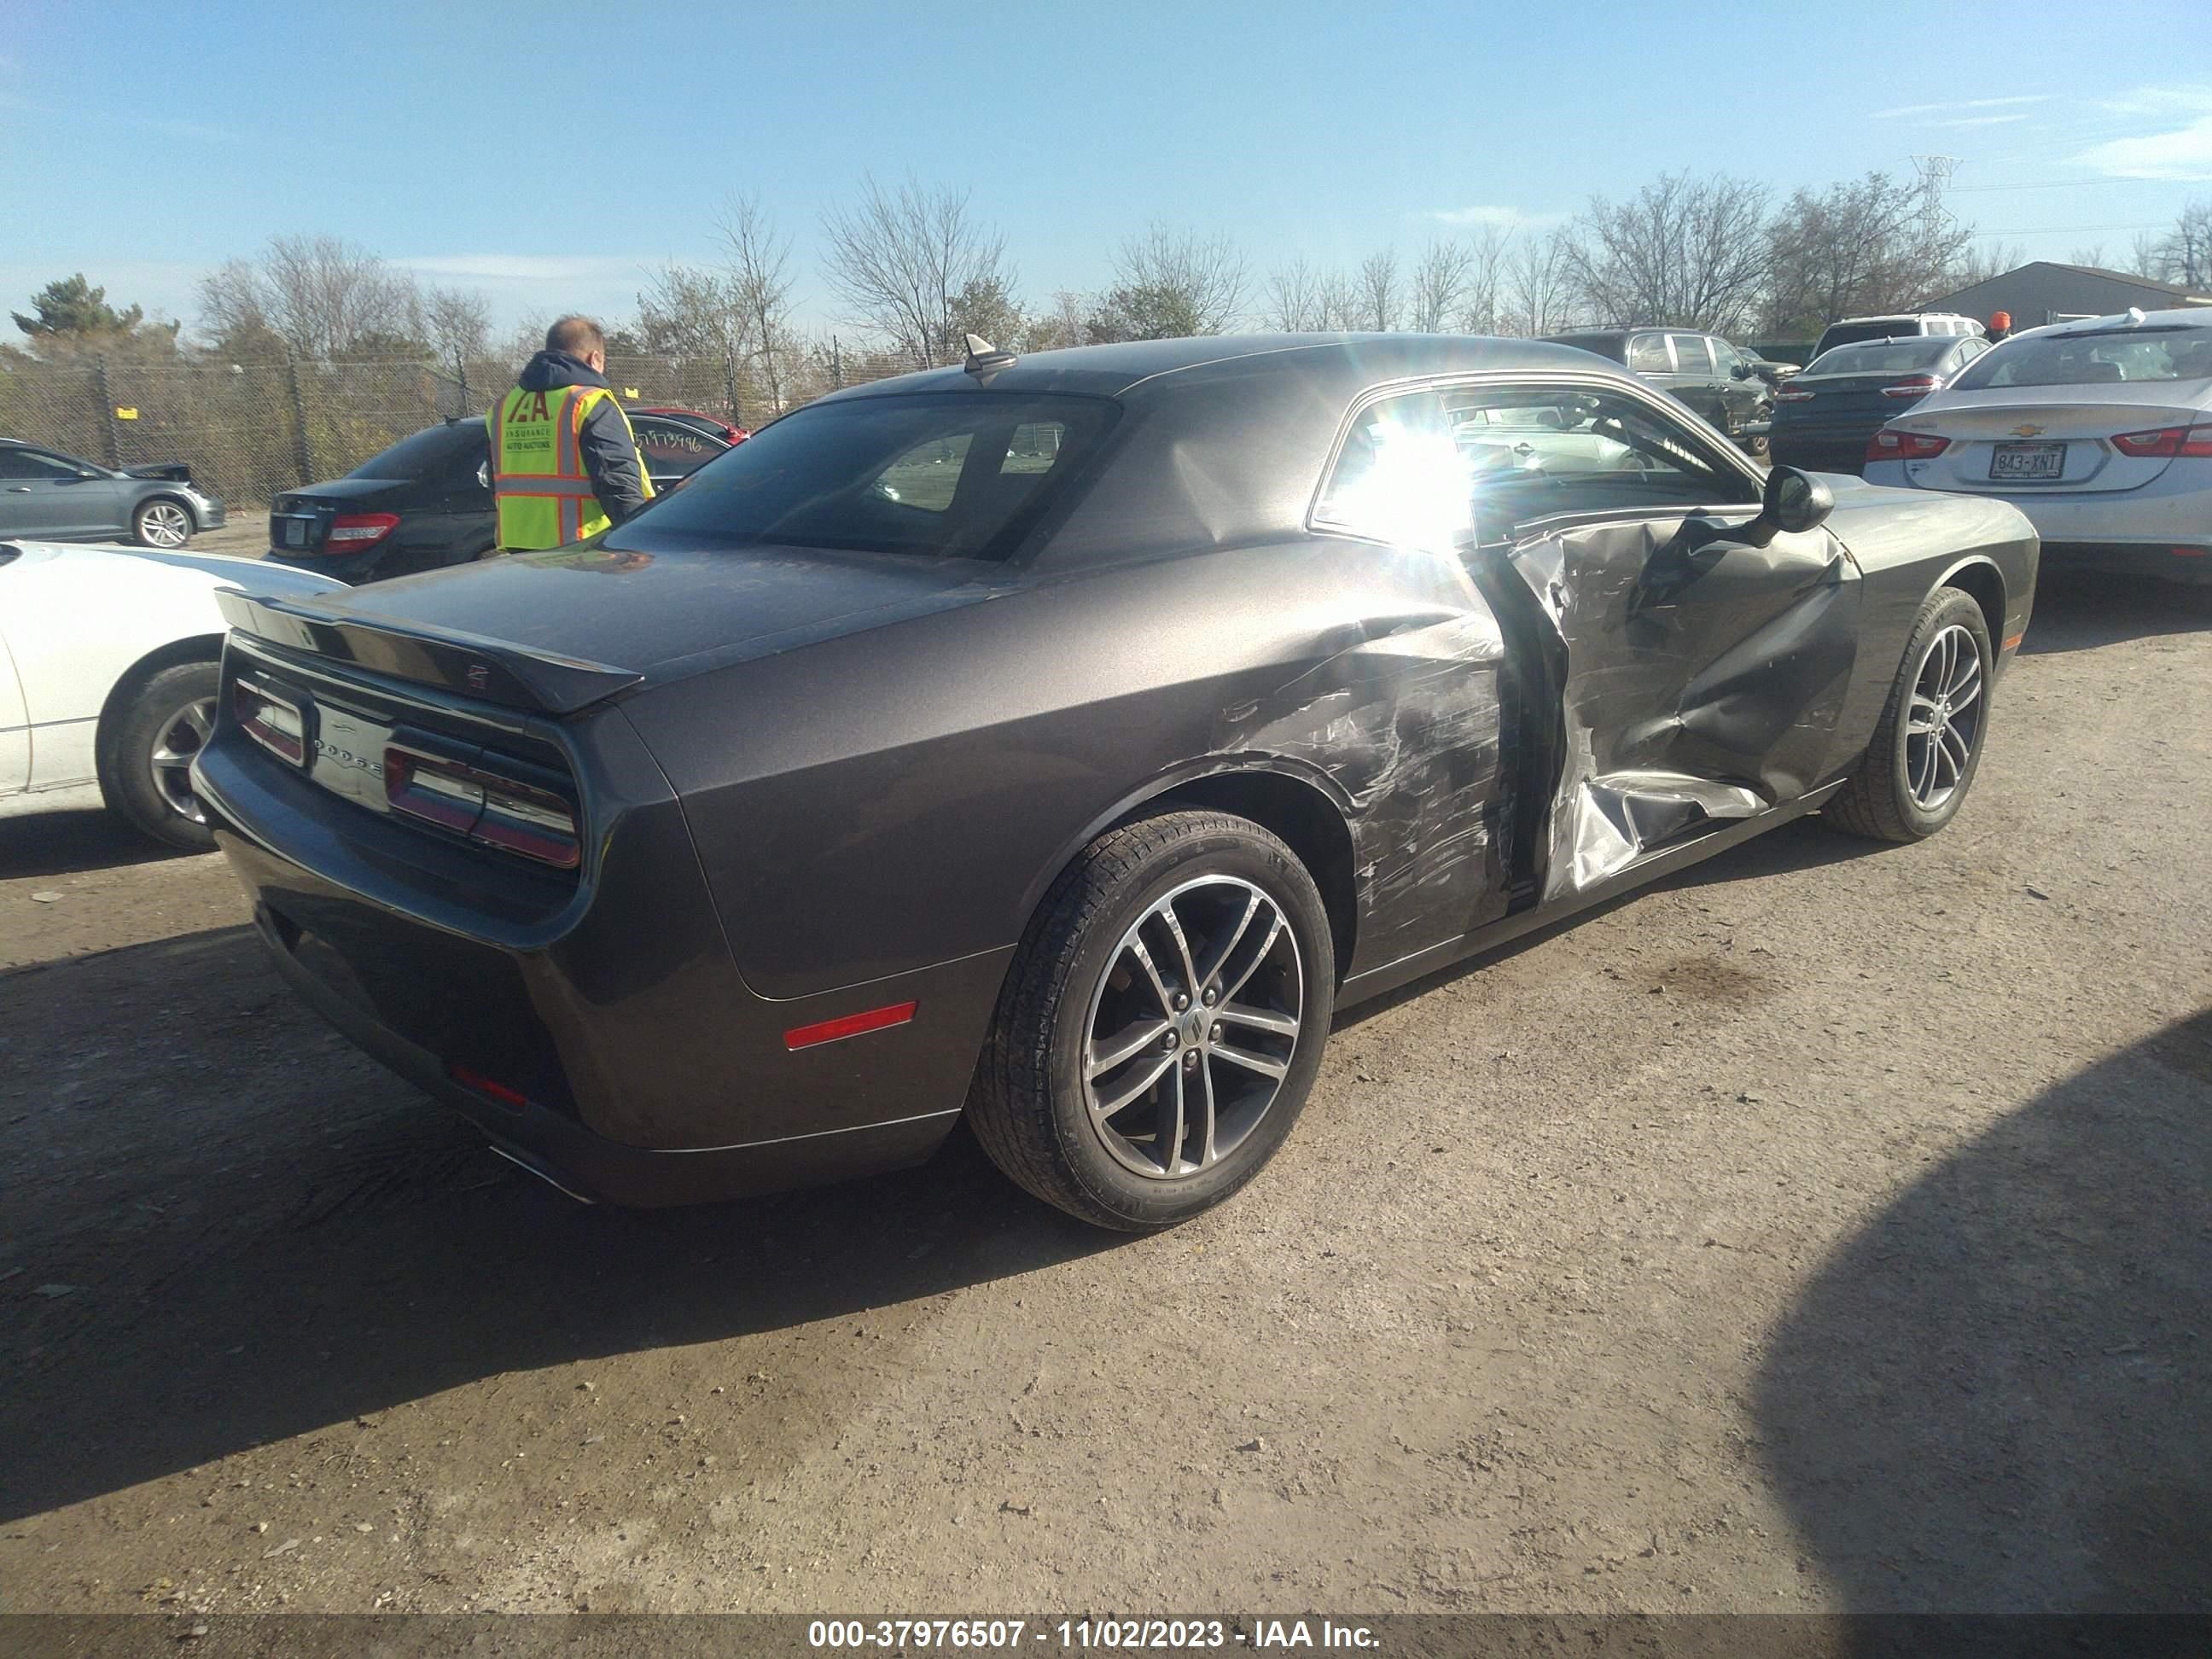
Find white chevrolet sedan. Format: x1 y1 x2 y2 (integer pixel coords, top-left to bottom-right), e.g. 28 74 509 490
1864 306 2212 585
0 540 340 848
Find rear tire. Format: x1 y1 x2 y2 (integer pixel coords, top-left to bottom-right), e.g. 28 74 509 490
132 496 195 549
968 811 1336 1231
1824 588 1993 843
97 660 219 853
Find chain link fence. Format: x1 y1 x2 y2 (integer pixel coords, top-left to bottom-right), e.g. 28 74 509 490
0 342 926 510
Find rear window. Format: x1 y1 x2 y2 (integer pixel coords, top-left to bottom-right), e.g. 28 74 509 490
632 417 725 479
1953 327 2212 390
346 422 482 481
1803 338 1954 376
1544 334 1627 364
603 393 1115 561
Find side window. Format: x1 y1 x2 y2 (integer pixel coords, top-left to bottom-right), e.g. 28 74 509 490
632 416 725 481
1709 339 1742 375
871 433 973 513
1668 335 1714 375
1313 390 1459 544
1442 384 1758 534
1627 335 1670 374
1001 420 1066 475
0 449 80 481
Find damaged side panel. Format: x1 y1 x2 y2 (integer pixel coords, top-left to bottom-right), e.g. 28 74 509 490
1496 512 1861 901
1213 580 1518 975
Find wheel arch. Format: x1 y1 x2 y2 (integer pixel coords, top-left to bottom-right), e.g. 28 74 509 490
1934 555 2005 647
1015 760 1361 985
134 491 202 533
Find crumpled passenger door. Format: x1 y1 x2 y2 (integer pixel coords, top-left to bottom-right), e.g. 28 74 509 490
1503 508 1860 899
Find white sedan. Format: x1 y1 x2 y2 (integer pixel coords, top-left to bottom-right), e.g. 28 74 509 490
1864 306 2212 585
0 540 341 849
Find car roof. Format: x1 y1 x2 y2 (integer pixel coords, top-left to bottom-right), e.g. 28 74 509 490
2023 306 2212 338
810 333 1625 408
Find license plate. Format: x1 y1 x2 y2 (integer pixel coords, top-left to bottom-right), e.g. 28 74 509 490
281 516 310 548
1990 442 2065 480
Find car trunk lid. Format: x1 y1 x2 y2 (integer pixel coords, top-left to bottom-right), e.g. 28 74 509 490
270 476 416 556
1888 387 2208 493
216 541 1005 715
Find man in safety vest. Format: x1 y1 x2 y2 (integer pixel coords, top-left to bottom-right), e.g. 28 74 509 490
487 315 653 550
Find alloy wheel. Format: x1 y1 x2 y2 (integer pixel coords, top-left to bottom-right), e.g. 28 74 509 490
139 502 191 547
147 696 216 824
1080 876 1304 1181
1904 623 1983 811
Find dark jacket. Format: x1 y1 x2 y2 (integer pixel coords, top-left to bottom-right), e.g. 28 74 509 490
513 350 649 526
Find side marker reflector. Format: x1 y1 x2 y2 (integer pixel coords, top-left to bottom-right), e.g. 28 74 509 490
2001 632 2025 649
784 1001 918 1051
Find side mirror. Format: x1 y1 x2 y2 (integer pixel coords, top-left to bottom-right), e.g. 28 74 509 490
1761 465 1834 535
1731 362 1755 380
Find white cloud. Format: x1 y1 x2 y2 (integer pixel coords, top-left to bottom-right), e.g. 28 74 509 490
1871 94 2051 121
1423 205 1563 230
1925 114 2032 129
395 253 655 286
2077 113 2212 180
0 89 236 143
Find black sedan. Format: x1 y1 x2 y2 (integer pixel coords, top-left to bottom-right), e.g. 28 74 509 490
266 412 732 584
192 335 2038 1231
0 438 225 547
1768 334 1993 474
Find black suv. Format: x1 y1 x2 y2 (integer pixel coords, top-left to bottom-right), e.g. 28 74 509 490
267 412 731 584
1541 329 1773 456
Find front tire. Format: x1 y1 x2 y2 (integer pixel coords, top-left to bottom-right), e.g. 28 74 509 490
132 496 195 549
968 811 1336 1231
96 660 220 852
1824 587 1993 842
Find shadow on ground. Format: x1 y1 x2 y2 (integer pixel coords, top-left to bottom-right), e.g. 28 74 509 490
1756 1008 2212 1612
0 927 1117 1522
2019 573 2212 657
0 806 192 880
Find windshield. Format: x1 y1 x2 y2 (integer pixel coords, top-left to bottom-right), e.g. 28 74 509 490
604 392 1116 561
346 423 481 481
1952 327 2212 390
1803 339 1953 376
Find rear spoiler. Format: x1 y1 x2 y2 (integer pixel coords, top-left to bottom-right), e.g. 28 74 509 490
214 590 643 716
123 462 193 483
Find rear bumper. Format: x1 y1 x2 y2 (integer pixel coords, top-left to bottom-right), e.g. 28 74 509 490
2039 542 2212 585
192 670 1005 1207
248 897 959 1206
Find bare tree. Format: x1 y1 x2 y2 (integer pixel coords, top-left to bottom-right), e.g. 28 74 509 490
1316 269 1361 331
820 175 1013 368
1407 238 1472 332
1453 227 1512 334
422 285 492 382
1763 170 1972 334
1568 173 1771 333
1353 249 1400 331
197 235 423 360
1023 289 1090 352
1947 240 2027 292
715 192 796 410
2128 230 2166 280
1499 229 1582 336
1266 256 1328 331
637 262 751 421
2145 197 2212 290
1087 223 1248 341
2068 245 2109 271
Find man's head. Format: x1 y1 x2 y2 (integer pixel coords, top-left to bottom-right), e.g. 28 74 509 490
546 315 608 373
1989 311 2012 335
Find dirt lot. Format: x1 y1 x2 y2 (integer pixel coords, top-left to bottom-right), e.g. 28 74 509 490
3 575 2208 1619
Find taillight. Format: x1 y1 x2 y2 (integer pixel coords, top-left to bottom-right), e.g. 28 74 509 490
384 746 581 869
232 679 306 765
327 512 400 546
2110 424 2212 458
1880 375 1942 399
1866 428 1951 462
1774 388 1815 402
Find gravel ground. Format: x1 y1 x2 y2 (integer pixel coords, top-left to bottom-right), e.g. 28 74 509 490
2 574 2208 1619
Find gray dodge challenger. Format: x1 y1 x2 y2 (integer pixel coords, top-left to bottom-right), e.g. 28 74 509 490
193 335 2037 1230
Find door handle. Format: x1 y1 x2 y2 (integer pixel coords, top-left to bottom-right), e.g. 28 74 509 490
6 486 30 492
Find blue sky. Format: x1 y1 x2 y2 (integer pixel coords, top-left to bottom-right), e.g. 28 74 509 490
5 0 2210 341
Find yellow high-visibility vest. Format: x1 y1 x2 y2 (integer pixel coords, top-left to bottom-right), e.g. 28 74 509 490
486 383 653 550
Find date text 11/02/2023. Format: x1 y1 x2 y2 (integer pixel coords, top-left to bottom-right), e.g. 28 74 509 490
806 1619 1380 1650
